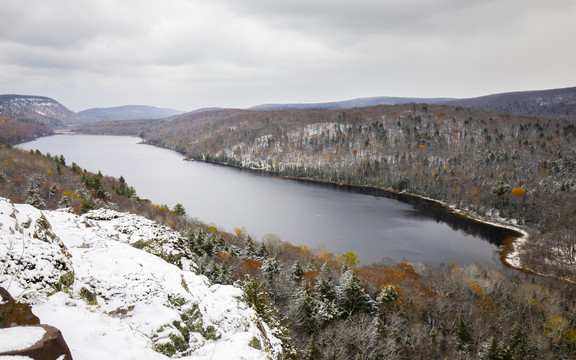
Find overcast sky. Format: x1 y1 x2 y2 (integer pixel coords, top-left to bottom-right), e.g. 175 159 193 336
1 0 575 112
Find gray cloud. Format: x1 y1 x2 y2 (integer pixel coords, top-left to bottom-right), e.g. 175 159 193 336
0 0 574 111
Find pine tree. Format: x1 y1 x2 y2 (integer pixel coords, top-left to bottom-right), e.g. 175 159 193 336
304 335 323 360
336 269 373 319
457 314 473 352
290 281 318 333
508 322 527 359
291 260 304 281
242 276 298 359
26 174 46 209
173 203 186 215
244 236 256 257
256 242 269 258
261 257 280 280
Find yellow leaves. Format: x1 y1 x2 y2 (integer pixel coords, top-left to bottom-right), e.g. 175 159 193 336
297 245 309 253
544 315 576 345
337 251 360 267
418 144 426 149
233 227 243 237
208 225 218 233
510 187 526 196
540 168 548 174
62 191 80 200
46 170 52 175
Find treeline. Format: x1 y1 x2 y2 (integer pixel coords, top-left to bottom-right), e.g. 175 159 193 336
116 104 576 281
0 115 54 145
185 227 576 359
2 143 576 359
0 144 188 227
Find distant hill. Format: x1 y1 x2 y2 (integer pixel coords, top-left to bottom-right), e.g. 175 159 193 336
444 86 576 119
250 96 454 111
0 94 79 144
0 94 79 127
251 86 576 119
78 105 185 121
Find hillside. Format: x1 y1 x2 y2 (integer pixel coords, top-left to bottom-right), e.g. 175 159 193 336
0 94 79 127
250 86 576 120
133 103 576 281
445 86 576 119
251 96 454 111
0 94 80 144
78 105 185 121
2 145 576 359
0 198 281 359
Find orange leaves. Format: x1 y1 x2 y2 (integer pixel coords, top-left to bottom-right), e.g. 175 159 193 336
240 258 263 277
356 263 423 294
302 270 320 284
466 280 499 314
510 187 526 196
467 280 485 296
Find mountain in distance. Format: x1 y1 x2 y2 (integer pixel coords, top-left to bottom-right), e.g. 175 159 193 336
78 105 185 122
251 86 576 119
444 86 576 119
0 94 81 143
0 94 79 127
250 96 454 111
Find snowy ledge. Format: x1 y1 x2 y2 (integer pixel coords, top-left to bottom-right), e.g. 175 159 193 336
0 198 281 359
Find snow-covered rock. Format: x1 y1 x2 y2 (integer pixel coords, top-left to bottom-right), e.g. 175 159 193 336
0 198 280 359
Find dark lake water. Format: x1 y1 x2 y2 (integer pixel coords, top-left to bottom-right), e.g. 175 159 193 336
18 135 519 267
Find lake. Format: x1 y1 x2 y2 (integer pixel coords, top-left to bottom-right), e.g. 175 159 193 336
18 134 519 267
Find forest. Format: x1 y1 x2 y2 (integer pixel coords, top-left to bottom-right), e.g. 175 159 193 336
81 103 576 282
2 116 576 358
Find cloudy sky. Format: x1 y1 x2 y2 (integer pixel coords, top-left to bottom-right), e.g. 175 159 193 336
1 0 575 112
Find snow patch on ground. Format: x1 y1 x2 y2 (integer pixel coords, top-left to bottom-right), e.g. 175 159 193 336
0 198 279 359
0 326 45 352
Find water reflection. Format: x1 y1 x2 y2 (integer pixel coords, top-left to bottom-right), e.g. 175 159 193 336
18 135 521 267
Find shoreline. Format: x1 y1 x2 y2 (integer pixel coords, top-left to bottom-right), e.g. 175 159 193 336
17 133 531 274
191 157 528 271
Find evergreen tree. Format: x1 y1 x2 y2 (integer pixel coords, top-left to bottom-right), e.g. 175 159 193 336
173 203 186 215
244 236 256 257
242 276 298 359
457 314 473 352
261 257 280 281
256 242 269 258
290 281 318 333
313 275 340 327
508 322 528 359
304 335 323 360
291 260 304 281
26 174 46 209
336 269 373 319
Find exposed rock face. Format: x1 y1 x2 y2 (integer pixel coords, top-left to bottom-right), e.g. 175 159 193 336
0 287 40 328
0 324 73 360
0 287 73 359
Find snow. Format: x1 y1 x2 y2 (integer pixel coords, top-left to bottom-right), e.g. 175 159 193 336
0 326 45 352
0 197 280 359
